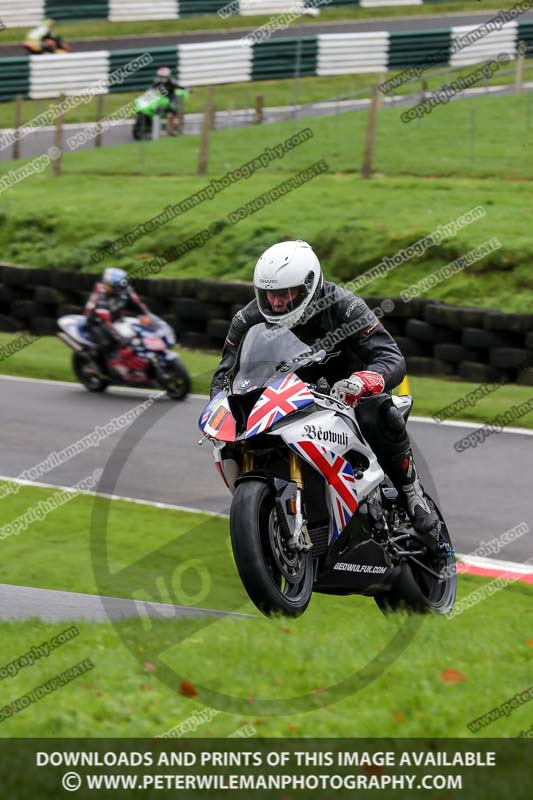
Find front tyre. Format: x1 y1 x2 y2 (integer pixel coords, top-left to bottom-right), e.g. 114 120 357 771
72 351 110 393
230 480 313 618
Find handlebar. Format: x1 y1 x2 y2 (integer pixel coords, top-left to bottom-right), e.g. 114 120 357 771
309 377 331 395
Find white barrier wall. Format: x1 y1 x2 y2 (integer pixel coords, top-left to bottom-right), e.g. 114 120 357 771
0 0 44 27
360 0 421 7
450 22 518 67
318 32 389 75
178 40 253 86
109 0 179 21
29 51 109 99
239 0 305 14
1 22 524 102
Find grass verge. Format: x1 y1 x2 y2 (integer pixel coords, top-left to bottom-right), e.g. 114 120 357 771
1 94 533 310
0 481 531 737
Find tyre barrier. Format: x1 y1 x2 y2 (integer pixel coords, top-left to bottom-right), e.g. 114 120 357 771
0 264 532 385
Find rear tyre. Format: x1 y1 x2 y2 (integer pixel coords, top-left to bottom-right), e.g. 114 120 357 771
133 114 151 141
161 360 190 400
375 495 456 615
230 480 313 618
72 351 110 393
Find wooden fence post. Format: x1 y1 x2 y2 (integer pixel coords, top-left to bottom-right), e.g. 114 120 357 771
376 73 386 111
252 95 264 124
361 82 381 180
12 94 23 160
516 40 526 95
95 94 104 147
52 95 64 177
198 86 215 176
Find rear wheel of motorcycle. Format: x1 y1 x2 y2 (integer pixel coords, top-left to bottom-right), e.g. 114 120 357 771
72 352 110 393
133 114 150 141
375 497 456 615
162 361 191 400
230 480 314 618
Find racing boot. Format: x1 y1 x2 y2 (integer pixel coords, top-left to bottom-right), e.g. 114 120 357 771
384 447 442 552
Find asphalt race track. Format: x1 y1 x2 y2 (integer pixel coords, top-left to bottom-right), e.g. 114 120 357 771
1 11 533 58
1 374 531 564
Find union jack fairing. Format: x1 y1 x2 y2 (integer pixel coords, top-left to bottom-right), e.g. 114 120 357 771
246 374 314 438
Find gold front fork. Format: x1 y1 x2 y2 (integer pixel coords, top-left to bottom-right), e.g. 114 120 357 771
289 450 304 490
242 448 254 474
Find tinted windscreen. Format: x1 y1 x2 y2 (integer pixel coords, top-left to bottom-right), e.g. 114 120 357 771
232 323 314 395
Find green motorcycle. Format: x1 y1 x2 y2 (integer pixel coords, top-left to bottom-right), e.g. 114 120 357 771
132 88 189 140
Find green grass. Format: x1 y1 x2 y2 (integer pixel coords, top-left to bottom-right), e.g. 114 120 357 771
1 333 532 428
36 91 533 182
0 481 531 738
2 93 533 310
0 1 510 43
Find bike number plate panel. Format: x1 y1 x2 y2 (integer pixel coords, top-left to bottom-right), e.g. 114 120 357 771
199 393 236 442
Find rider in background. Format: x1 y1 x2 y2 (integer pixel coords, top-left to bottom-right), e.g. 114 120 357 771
152 67 188 134
84 268 150 361
211 240 441 546
23 19 66 54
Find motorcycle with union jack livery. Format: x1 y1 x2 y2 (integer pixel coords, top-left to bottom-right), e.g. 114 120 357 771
198 323 456 618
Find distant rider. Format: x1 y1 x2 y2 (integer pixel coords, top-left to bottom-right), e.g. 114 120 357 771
84 268 150 361
211 240 442 548
152 67 188 134
24 19 65 54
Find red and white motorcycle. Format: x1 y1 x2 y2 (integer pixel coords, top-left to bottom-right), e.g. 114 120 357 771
58 313 190 400
199 323 456 618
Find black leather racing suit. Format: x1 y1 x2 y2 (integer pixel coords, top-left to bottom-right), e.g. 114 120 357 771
84 282 148 352
210 281 418 499
152 78 186 114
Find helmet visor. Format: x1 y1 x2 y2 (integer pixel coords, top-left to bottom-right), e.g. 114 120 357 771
255 285 309 319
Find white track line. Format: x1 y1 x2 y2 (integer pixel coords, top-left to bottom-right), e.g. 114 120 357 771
1 475 531 575
0 373 208 401
409 414 533 437
1 374 532 435
0 474 229 518
458 555 533 574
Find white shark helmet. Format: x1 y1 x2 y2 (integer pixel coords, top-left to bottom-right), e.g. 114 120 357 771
253 240 323 328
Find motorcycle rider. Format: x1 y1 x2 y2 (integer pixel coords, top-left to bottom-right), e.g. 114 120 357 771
210 240 441 546
84 268 150 365
152 67 187 134
24 19 65 54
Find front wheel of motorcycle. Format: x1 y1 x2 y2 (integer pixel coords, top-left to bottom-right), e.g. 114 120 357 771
72 352 110 393
375 495 456 615
161 360 191 400
230 480 314 618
